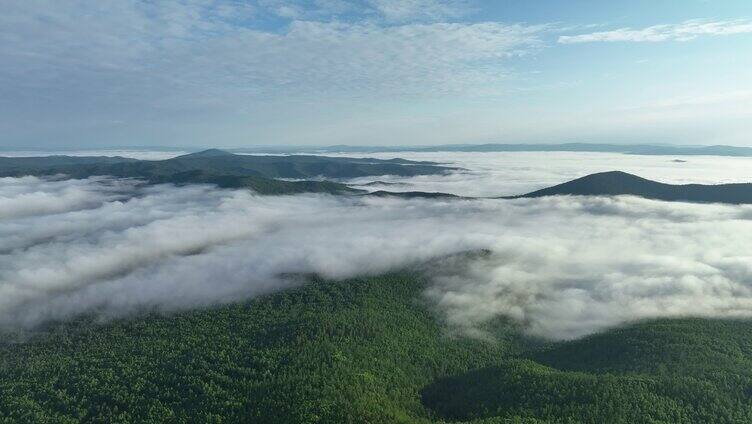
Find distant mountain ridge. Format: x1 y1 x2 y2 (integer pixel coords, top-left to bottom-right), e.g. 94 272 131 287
0 149 452 180
0 150 453 195
230 143 752 157
516 171 752 204
5 143 752 157
4 150 752 203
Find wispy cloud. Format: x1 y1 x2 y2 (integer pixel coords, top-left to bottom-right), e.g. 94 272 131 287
559 19 752 43
0 1 543 112
629 89 752 110
4 2 750 147
196 0 403 22
257 0 471 22
367 0 471 22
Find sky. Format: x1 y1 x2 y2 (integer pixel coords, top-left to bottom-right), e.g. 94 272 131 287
1 0 751 149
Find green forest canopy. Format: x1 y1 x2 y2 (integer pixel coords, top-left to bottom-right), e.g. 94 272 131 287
2 272 752 423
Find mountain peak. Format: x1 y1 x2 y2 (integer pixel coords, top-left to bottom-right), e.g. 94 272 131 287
518 170 752 204
178 149 234 158
521 170 657 199
574 170 647 182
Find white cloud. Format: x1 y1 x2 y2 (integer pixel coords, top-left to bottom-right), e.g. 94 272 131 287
4 2 750 150
256 0 470 22
336 151 752 197
3 174 752 341
559 19 752 43
623 89 752 111
0 176 136 220
367 0 470 22
0 1 538 105
425 195 752 339
0 0 557 147
216 20 542 97
0 0 547 148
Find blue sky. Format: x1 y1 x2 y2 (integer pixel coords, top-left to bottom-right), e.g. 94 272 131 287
1 0 751 148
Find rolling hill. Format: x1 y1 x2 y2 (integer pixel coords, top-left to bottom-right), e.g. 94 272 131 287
0 150 454 196
517 171 752 204
0 150 453 180
2 271 752 423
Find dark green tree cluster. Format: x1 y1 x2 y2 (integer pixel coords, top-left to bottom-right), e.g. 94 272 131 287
2 273 752 423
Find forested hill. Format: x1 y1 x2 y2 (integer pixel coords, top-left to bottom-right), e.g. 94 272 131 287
3 272 752 423
0 150 457 195
516 171 752 205
0 150 452 180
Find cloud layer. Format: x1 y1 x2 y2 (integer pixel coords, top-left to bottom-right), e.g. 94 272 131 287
559 19 752 43
0 0 554 147
340 151 752 197
3 175 752 340
426 195 752 339
1 1 541 106
4 2 751 147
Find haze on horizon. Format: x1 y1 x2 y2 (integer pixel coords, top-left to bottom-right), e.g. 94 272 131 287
1 0 751 149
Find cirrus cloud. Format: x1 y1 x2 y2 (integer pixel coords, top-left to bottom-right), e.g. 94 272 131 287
0 0 547 146
0 1 543 106
559 19 752 43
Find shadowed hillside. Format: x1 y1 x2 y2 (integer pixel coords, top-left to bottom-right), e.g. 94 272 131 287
0 150 453 180
4 272 752 423
0 150 456 195
517 171 752 204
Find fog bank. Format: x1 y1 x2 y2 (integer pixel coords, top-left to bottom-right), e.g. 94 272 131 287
2 176 752 339
338 151 752 196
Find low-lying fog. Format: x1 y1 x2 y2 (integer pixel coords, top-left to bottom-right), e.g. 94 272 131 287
7 149 750 197
3 170 752 339
335 151 752 196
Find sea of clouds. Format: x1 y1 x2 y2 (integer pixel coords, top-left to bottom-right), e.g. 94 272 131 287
337 151 752 196
5 149 752 197
3 169 752 339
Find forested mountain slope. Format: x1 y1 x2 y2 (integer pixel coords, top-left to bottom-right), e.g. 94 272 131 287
2 272 752 423
0 150 452 180
518 171 752 204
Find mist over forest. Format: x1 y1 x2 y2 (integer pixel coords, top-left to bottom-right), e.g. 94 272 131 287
3 147 752 423
3 151 752 340
3 0 752 421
